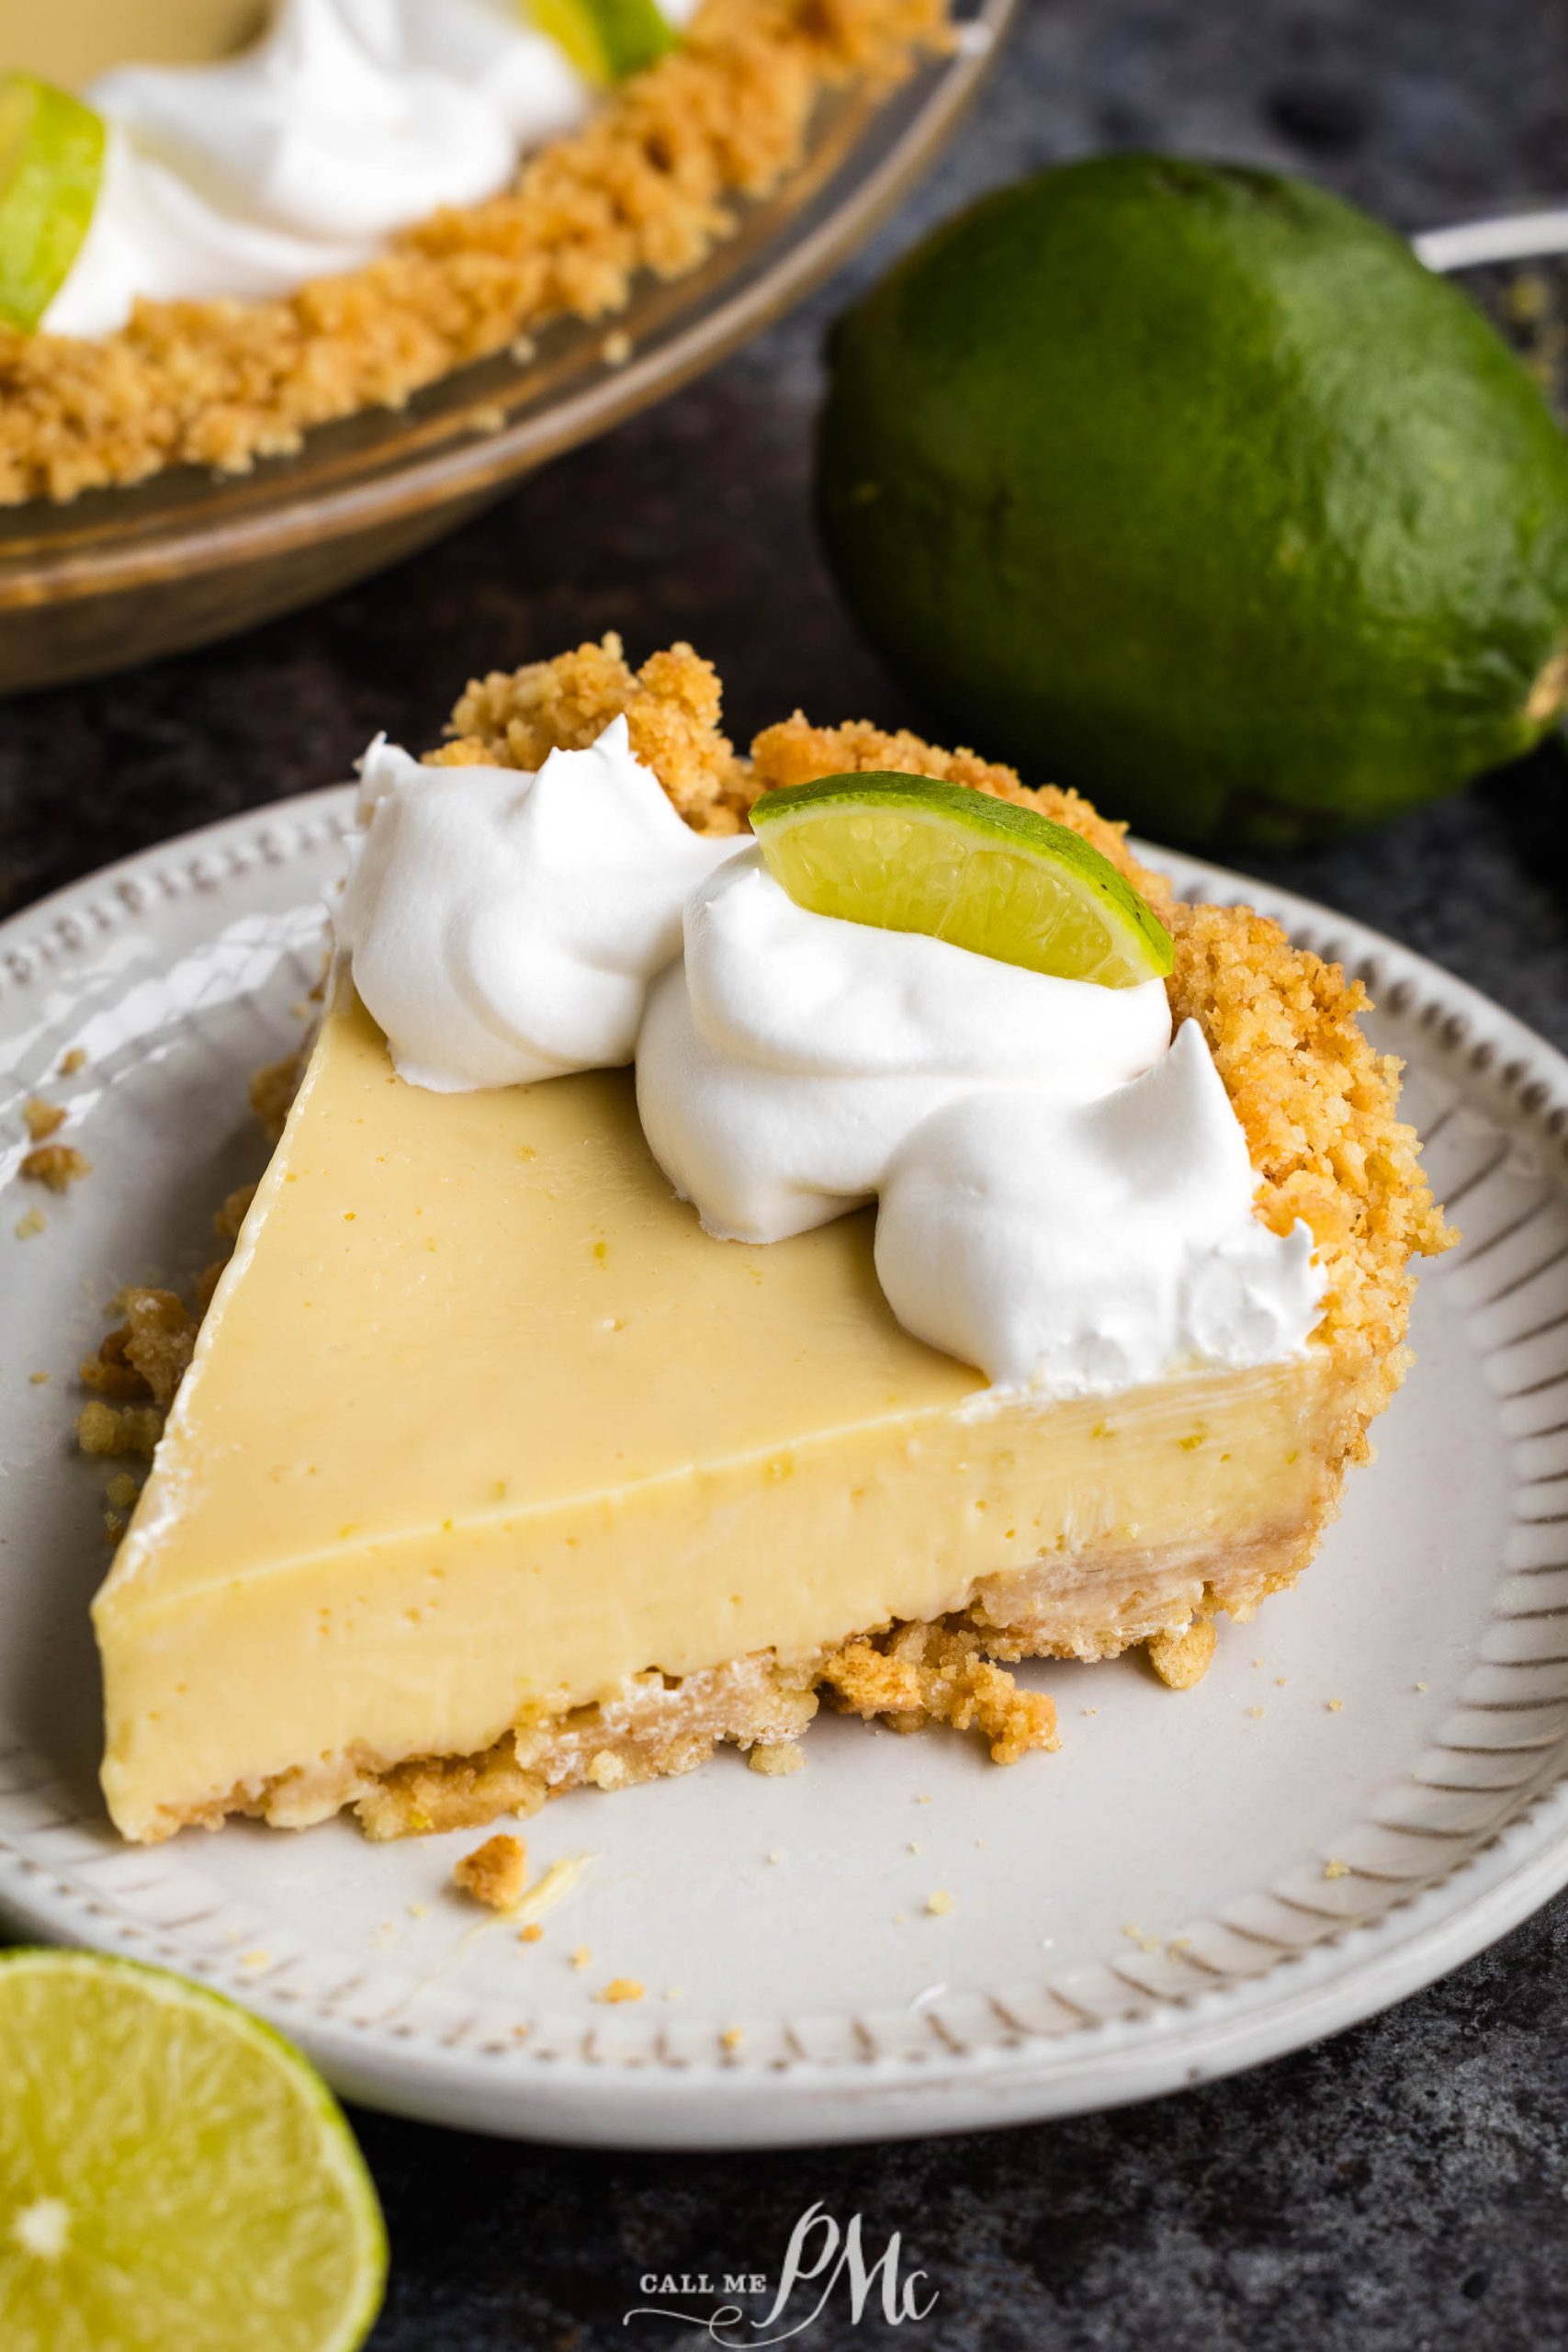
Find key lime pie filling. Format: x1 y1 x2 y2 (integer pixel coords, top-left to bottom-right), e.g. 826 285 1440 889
0 0 943 501
89 636 1451 1844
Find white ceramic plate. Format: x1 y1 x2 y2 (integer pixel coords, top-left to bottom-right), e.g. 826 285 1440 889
3 797 1567 2149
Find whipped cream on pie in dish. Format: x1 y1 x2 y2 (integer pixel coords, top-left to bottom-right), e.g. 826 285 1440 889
342 715 1324 1395
45 0 694 336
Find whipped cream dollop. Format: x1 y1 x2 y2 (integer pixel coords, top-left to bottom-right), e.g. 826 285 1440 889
637 847 1173 1241
875 1022 1323 1395
338 718 740 1091
339 713 1324 1396
46 0 689 336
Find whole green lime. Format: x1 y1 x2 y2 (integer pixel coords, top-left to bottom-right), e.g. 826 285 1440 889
817 154 1568 850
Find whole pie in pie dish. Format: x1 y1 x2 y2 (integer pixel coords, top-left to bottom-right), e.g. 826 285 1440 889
85 635 1451 1844
0 0 944 504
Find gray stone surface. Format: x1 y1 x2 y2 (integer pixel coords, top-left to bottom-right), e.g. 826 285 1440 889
4 0 1568 2342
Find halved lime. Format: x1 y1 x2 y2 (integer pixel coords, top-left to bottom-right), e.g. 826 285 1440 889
0 74 105 335
750 771 1174 987
525 0 677 85
0 1948 387 2352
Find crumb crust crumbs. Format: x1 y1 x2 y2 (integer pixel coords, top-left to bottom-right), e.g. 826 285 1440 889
454 1832 529 1911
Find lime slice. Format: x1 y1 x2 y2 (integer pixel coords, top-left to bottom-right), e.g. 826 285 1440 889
750 771 1174 988
0 1948 387 2352
525 0 677 84
0 74 105 335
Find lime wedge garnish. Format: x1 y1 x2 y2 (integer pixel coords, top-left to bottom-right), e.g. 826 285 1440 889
750 771 1174 988
525 0 677 84
0 1949 387 2352
0 74 105 334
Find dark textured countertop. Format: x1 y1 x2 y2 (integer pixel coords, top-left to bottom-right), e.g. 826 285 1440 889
6 1 1568 2344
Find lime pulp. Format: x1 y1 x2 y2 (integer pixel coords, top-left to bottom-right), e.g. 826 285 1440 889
750 771 1173 989
0 1948 387 2352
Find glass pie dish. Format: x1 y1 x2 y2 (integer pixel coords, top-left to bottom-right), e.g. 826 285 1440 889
0 0 1013 695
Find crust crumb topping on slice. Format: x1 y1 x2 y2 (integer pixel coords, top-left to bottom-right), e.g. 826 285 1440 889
1147 1617 1218 1691
440 633 755 835
454 1832 530 1912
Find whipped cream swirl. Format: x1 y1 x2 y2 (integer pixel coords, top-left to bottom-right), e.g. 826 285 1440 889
46 0 687 336
339 714 1324 1396
875 1022 1323 1395
637 847 1173 1241
339 718 739 1091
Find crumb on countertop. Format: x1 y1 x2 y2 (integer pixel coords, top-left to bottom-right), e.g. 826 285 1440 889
20 1144 90 1192
453 1832 529 1911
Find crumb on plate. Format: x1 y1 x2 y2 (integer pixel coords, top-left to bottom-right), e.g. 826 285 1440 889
453 1832 529 1912
20 1144 90 1192
76 1400 162 1458
22 1098 65 1141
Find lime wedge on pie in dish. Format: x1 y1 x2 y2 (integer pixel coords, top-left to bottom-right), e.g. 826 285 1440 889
526 0 678 84
0 74 103 334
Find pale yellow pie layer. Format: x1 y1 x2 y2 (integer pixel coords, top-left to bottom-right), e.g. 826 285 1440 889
96 986 1342 1842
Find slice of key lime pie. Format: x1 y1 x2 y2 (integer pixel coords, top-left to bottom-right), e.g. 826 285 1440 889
90 637 1451 1843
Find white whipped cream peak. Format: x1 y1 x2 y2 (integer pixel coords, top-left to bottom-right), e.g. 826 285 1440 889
875 1020 1323 1395
339 717 740 1092
636 847 1172 1242
337 732 1322 1399
46 0 698 336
